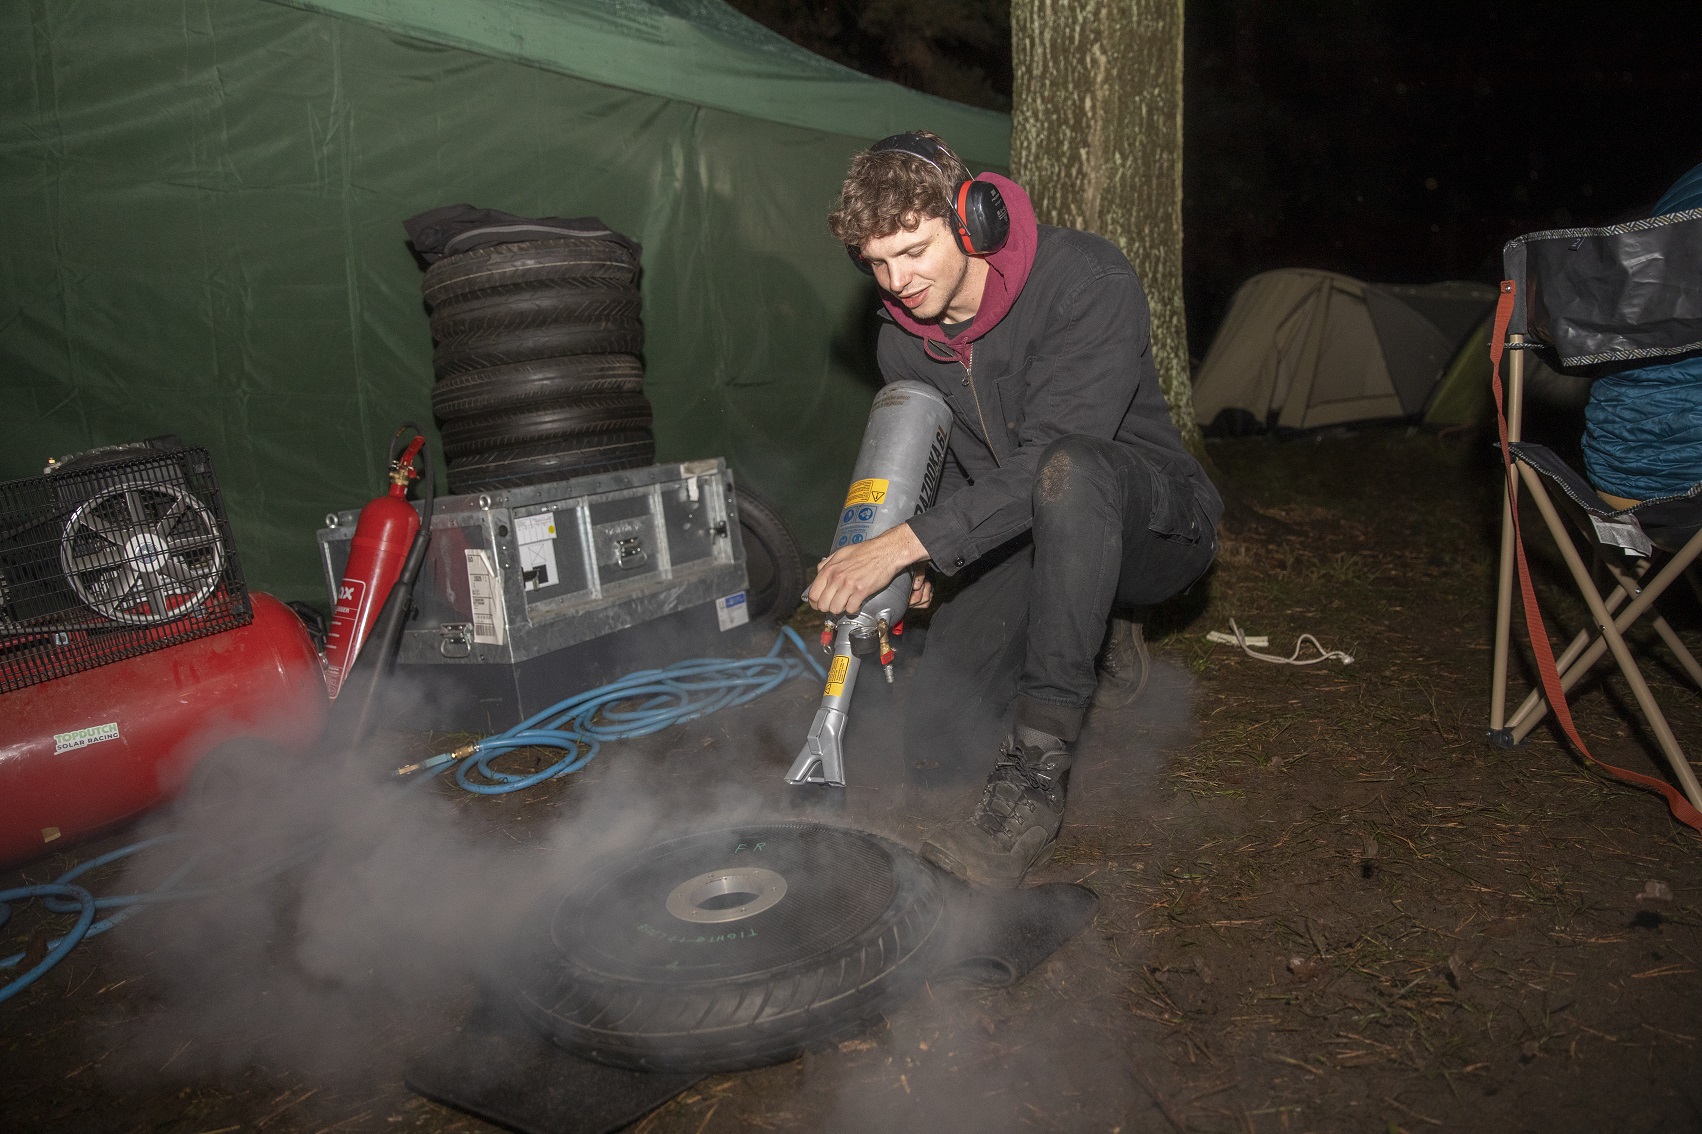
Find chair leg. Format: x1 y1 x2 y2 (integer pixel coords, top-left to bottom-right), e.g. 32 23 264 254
1520 466 1702 811
1510 527 1702 742
1489 343 1527 736
1489 467 1521 733
1600 556 1702 692
1567 551 1636 673
1506 529 1641 738
1505 569 1633 735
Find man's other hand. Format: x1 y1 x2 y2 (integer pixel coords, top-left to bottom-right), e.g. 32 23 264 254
909 565 933 609
807 523 929 614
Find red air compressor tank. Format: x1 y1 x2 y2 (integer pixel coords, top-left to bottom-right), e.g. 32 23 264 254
0 593 328 869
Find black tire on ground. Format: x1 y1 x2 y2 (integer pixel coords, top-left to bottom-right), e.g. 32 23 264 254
732 484 807 624
507 823 948 1073
428 286 643 342
433 322 643 377
446 434 656 494
440 394 654 460
422 237 639 308
431 355 645 422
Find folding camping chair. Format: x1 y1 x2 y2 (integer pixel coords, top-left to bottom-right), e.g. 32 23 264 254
1486 206 1702 826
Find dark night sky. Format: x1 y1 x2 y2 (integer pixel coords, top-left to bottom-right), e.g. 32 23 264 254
1183 1 1702 357
731 0 1702 358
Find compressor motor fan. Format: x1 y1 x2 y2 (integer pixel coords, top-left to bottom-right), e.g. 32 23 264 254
58 478 225 625
0 437 249 693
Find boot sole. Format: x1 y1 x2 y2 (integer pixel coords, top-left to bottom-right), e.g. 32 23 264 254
919 837 1056 891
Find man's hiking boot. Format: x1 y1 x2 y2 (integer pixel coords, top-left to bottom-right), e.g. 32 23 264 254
920 728 1072 889
1093 614 1149 709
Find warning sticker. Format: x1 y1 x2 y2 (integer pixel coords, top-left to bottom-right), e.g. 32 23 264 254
824 654 851 698
465 549 507 645
843 478 889 507
55 722 120 754
515 511 560 592
834 502 881 549
323 575 368 698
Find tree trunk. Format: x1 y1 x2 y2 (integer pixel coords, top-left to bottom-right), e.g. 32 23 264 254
1010 0 1200 452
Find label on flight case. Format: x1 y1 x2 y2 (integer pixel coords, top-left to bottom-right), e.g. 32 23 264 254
824 654 851 698
515 511 560 592
716 591 749 632
842 478 889 507
464 549 507 645
54 722 120 754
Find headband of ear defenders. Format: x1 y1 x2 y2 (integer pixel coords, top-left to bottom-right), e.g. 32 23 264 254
846 133 1011 273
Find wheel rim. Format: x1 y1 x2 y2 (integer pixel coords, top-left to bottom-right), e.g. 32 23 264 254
664 867 789 925
533 824 905 981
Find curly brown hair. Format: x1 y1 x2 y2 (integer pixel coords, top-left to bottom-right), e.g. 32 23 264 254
827 131 972 249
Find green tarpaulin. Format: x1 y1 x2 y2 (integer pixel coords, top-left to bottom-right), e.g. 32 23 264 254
0 0 1010 603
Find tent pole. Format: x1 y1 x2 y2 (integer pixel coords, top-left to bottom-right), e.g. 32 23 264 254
1278 280 1334 431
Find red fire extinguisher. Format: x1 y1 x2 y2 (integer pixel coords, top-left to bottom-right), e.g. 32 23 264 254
323 428 428 699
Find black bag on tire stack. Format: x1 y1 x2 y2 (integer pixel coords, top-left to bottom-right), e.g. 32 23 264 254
405 207 655 494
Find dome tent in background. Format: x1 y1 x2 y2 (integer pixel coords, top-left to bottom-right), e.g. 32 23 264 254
1192 268 1496 435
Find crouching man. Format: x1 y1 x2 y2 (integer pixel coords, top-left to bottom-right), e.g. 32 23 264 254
808 131 1222 888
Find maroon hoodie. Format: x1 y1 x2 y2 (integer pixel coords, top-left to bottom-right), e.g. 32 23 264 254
875 175 1221 576
877 173 1038 360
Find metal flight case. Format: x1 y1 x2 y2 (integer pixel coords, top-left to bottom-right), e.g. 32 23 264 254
316 458 755 731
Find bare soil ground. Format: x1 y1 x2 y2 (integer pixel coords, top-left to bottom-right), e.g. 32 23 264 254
3 430 1700 1133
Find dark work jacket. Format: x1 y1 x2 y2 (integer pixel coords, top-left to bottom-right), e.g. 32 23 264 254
878 224 1223 575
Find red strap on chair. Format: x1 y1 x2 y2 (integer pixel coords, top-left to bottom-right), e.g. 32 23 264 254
1489 281 1702 832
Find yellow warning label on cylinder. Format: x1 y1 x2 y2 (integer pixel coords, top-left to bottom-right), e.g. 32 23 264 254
843 478 889 507
824 654 851 697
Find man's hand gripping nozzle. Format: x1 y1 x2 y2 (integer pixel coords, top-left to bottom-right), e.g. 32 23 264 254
785 380 951 788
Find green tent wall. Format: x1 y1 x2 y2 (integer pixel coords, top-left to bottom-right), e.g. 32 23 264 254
0 0 1010 602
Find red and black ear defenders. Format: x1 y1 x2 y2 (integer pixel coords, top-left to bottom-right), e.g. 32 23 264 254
846 132 1011 275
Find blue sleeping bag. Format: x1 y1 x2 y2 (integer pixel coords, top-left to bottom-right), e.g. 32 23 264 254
1581 162 1702 500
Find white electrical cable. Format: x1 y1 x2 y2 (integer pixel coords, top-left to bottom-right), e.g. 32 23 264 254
1205 629 1268 647
1209 618 1354 666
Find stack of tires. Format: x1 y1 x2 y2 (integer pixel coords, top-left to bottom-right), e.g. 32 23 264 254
424 236 655 495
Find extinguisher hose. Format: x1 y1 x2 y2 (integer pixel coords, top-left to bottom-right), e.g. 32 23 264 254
323 423 436 752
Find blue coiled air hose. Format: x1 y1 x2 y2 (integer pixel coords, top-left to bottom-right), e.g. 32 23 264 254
0 835 190 1005
447 625 825 793
0 626 825 1003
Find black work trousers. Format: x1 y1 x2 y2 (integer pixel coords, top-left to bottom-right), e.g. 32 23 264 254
903 435 1217 777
